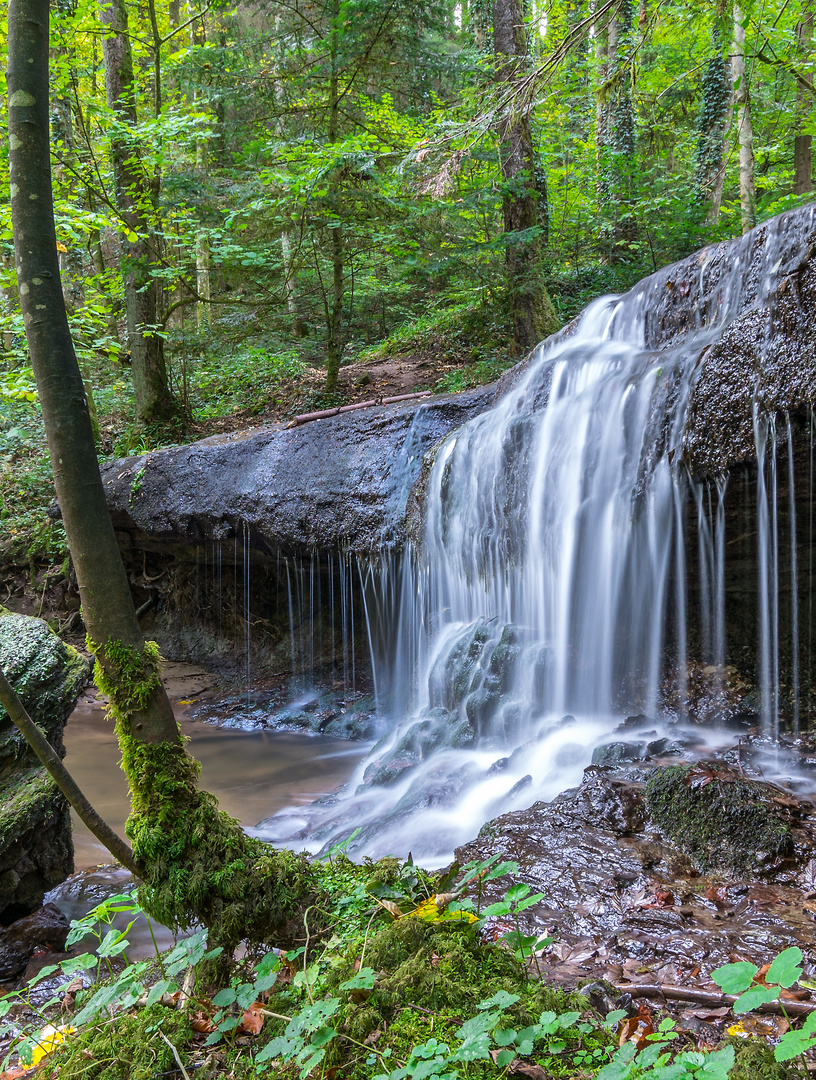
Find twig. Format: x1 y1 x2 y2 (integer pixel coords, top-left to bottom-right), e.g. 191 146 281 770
616 983 816 1017
157 1028 191 1080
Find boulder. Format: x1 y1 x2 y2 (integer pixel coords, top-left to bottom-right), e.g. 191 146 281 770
0 609 88 921
0 901 70 981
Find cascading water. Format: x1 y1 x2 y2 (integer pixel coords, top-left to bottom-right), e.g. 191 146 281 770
256 211 816 864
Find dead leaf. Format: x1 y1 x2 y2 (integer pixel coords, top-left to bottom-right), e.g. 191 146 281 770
61 977 84 1013
238 1005 264 1036
508 1062 552 1078
375 898 404 920
363 1027 382 1046
191 1011 215 1034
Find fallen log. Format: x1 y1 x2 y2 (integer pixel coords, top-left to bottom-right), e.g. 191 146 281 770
615 982 816 1018
288 389 433 427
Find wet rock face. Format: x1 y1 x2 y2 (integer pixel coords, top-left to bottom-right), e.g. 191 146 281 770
0 609 88 921
0 901 69 981
102 388 493 557
456 764 816 982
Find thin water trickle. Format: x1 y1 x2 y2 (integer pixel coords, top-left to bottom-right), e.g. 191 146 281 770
251 214 816 863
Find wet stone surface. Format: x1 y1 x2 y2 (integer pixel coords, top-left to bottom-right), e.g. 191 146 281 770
189 682 379 741
455 764 816 993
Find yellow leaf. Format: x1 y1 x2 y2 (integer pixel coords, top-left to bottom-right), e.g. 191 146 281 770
56 241 68 252
374 898 404 920
29 1024 74 1065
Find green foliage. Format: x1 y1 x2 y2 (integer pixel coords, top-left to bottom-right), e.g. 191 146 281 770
190 346 307 419
711 948 816 1065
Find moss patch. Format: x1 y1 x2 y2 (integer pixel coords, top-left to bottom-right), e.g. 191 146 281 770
729 1038 807 1079
89 638 322 949
645 764 794 873
47 1004 193 1080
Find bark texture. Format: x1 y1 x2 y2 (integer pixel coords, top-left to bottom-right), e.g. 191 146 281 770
100 0 177 423
493 0 557 351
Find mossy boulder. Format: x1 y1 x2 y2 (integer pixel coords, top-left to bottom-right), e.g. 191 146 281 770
0 607 88 769
0 609 88 920
645 764 795 874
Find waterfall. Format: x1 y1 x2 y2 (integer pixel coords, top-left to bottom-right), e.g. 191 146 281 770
255 212 814 863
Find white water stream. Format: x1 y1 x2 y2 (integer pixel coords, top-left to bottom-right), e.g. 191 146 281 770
252 213 816 865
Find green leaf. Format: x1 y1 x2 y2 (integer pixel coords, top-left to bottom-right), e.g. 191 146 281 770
340 967 377 991
765 947 803 988
733 984 779 1013
212 987 237 1007
495 1048 515 1067
477 990 519 1011
775 1027 816 1062
710 960 757 995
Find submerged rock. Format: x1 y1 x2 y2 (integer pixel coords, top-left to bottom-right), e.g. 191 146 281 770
0 609 88 921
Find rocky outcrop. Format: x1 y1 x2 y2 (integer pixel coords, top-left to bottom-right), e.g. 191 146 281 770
102 387 493 557
455 764 816 983
0 609 88 921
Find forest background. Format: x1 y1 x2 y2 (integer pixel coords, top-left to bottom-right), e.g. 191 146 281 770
0 0 814 582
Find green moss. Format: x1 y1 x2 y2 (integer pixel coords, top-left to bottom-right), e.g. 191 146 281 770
48 1004 193 1080
0 766 64 850
645 764 794 873
728 1038 807 1079
87 637 321 949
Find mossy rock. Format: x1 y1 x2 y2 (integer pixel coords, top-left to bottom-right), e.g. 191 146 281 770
0 767 72 920
0 610 84 919
0 607 89 766
645 764 794 873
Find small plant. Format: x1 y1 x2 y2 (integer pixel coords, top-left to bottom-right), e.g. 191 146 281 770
712 946 816 1063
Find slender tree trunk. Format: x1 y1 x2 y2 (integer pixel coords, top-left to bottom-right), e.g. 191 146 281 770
493 0 557 352
8 0 318 949
795 0 813 195
100 0 177 424
694 2 732 216
733 2 756 233
325 0 346 393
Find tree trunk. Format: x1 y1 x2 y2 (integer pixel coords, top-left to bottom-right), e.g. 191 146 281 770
493 0 557 352
733 2 756 233
795 1 813 195
100 0 178 424
8 0 319 950
694 3 732 216
324 1 346 393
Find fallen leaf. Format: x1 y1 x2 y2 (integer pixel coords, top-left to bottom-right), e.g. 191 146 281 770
508 1062 552 1078
363 1027 381 1046
238 1005 264 1035
191 1011 215 1034
61 977 84 1013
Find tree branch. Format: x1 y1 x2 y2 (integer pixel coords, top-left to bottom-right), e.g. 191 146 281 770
0 666 138 875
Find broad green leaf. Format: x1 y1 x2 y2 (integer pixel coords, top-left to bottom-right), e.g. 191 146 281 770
710 960 757 995
733 984 779 1013
765 947 803 988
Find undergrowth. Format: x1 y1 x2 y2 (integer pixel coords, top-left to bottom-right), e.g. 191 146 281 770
5 851 804 1080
